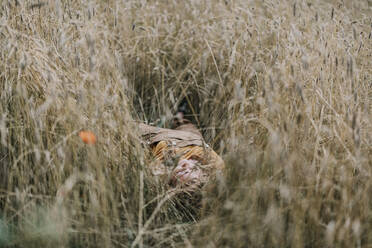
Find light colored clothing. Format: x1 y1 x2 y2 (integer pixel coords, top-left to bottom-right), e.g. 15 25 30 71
138 122 224 181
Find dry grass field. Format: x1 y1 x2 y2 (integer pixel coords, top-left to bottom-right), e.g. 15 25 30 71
0 0 371 247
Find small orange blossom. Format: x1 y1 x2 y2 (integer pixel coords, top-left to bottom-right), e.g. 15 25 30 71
79 130 97 144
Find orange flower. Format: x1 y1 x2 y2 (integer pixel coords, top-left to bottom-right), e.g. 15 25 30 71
79 131 97 145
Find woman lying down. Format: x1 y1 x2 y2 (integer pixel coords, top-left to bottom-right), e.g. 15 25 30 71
138 112 224 190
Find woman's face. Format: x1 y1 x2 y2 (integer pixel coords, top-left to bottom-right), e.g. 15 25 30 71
170 159 203 187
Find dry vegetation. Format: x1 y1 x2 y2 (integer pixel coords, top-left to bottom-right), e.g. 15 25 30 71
0 0 371 247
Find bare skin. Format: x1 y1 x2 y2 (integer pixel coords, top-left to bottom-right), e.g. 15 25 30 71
170 159 203 187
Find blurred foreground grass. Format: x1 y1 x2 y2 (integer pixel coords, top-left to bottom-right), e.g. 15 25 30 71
0 0 371 247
